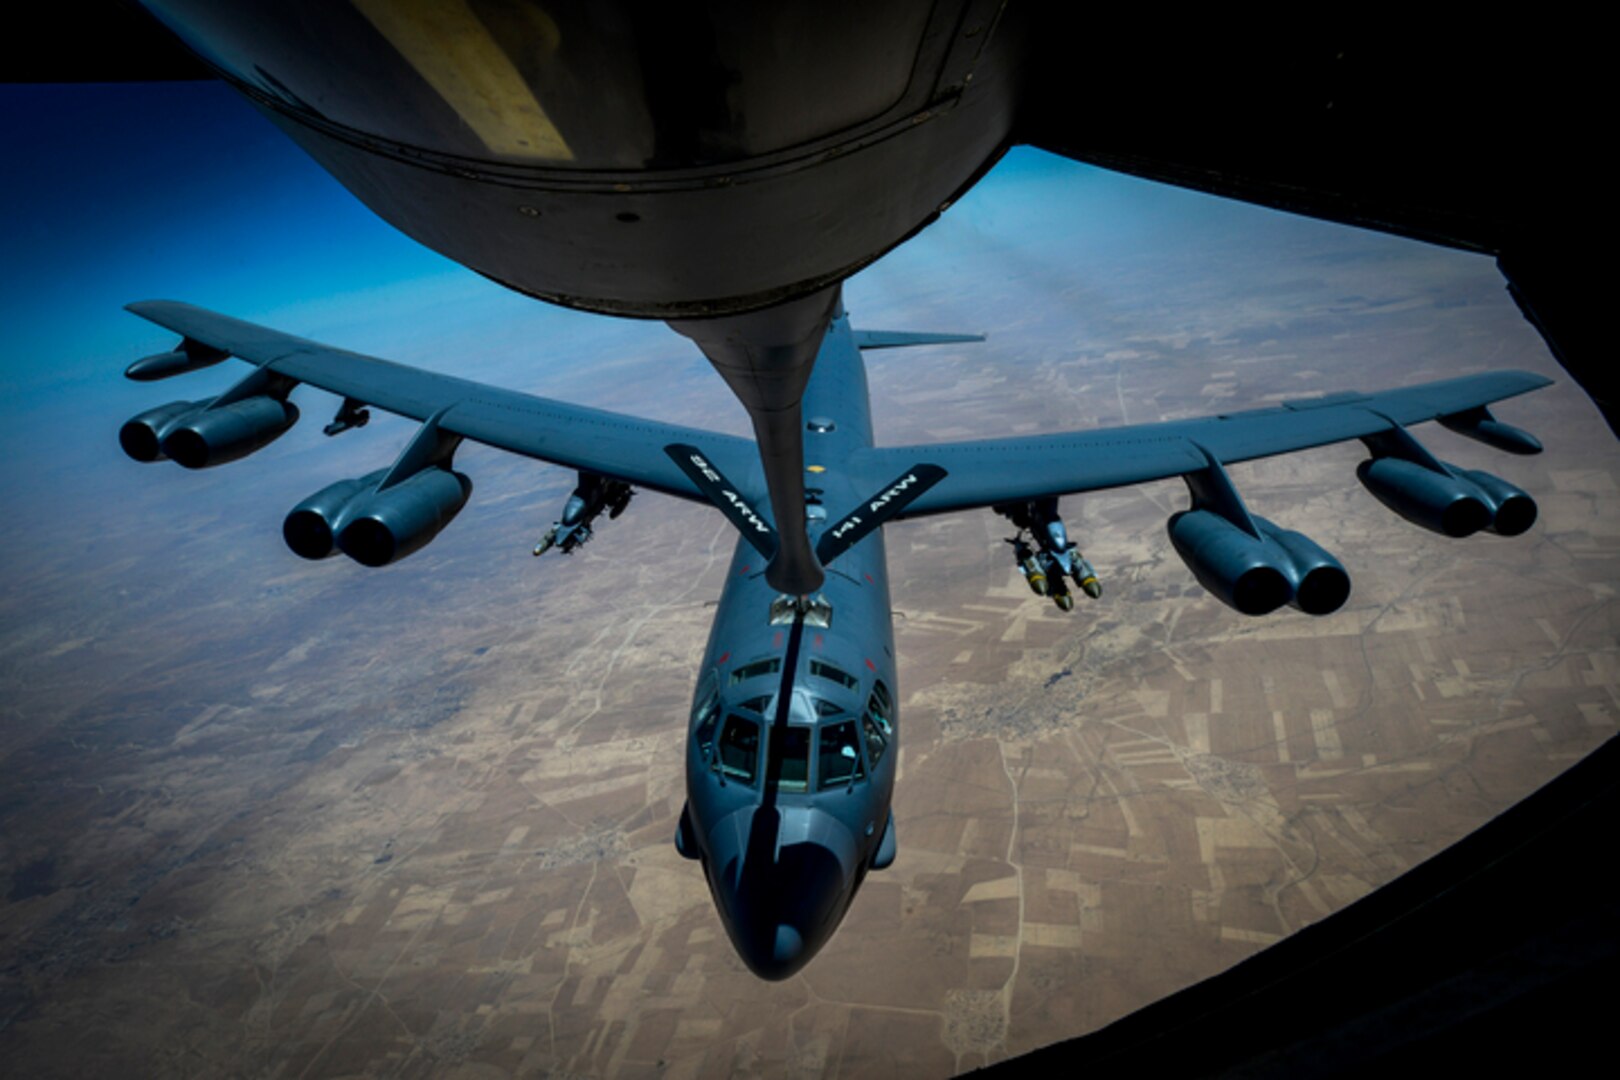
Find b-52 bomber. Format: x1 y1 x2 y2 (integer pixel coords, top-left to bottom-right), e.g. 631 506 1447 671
119 292 1549 978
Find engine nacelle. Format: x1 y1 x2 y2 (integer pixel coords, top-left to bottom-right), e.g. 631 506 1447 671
1169 510 1292 616
1452 467 1537 537
1356 457 1491 538
158 396 300 469
119 399 207 462
1256 517 1352 616
1168 510 1350 617
335 468 473 567
283 468 390 560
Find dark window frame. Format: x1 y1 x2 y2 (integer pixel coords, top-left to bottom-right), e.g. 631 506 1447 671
867 680 893 734
730 657 782 685
809 659 859 691
716 713 761 786
818 718 868 790
773 724 813 793
692 670 720 757
861 712 888 768
737 695 773 716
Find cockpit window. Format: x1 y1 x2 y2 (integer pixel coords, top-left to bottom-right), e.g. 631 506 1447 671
738 695 773 716
692 671 720 756
774 725 811 793
819 720 866 789
809 660 859 691
731 658 781 685
861 713 888 768
717 715 760 785
813 697 843 717
867 680 893 733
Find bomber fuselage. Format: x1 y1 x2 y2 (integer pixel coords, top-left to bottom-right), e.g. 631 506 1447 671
677 312 899 978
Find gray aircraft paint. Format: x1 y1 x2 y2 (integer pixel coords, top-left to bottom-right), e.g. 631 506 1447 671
120 299 1550 977
680 311 900 977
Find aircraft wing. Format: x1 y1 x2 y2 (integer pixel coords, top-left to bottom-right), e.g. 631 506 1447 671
125 300 760 503
850 329 986 350
853 371 1552 518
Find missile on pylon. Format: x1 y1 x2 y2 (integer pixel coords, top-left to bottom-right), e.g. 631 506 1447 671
1073 555 1102 599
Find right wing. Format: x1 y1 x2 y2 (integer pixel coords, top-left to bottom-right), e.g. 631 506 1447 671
125 300 761 504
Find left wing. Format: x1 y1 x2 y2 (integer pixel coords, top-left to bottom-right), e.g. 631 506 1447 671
125 300 761 504
849 372 1550 617
852 372 1550 518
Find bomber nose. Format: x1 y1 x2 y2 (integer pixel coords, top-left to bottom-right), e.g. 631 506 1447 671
725 862 838 980
705 806 859 980
768 924 805 969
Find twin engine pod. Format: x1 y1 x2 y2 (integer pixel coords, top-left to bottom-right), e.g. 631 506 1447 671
284 467 473 567
119 396 299 468
1168 511 1351 617
1356 458 1536 538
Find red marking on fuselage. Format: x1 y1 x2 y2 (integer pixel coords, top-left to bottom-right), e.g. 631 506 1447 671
741 564 751 575
864 658 876 672
813 634 824 649
863 573 874 584
718 651 730 665
773 631 783 649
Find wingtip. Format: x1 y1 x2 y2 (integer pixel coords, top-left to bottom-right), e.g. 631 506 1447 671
1506 369 1557 393
125 299 184 318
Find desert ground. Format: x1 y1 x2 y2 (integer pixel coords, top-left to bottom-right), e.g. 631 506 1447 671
2 166 1616 1077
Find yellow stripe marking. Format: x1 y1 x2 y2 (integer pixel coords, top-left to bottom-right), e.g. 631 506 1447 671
354 0 572 161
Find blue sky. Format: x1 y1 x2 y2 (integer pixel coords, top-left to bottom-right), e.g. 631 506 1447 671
2 83 467 394
0 79 1525 512
0 81 1284 398
0 83 1085 475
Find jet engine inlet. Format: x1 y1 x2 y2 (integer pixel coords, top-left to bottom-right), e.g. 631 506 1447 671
119 399 207 462
1357 457 1489 537
336 468 473 567
1454 467 1538 536
158 396 300 469
1168 511 1350 617
1262 520 1353 616
283 468 390 560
